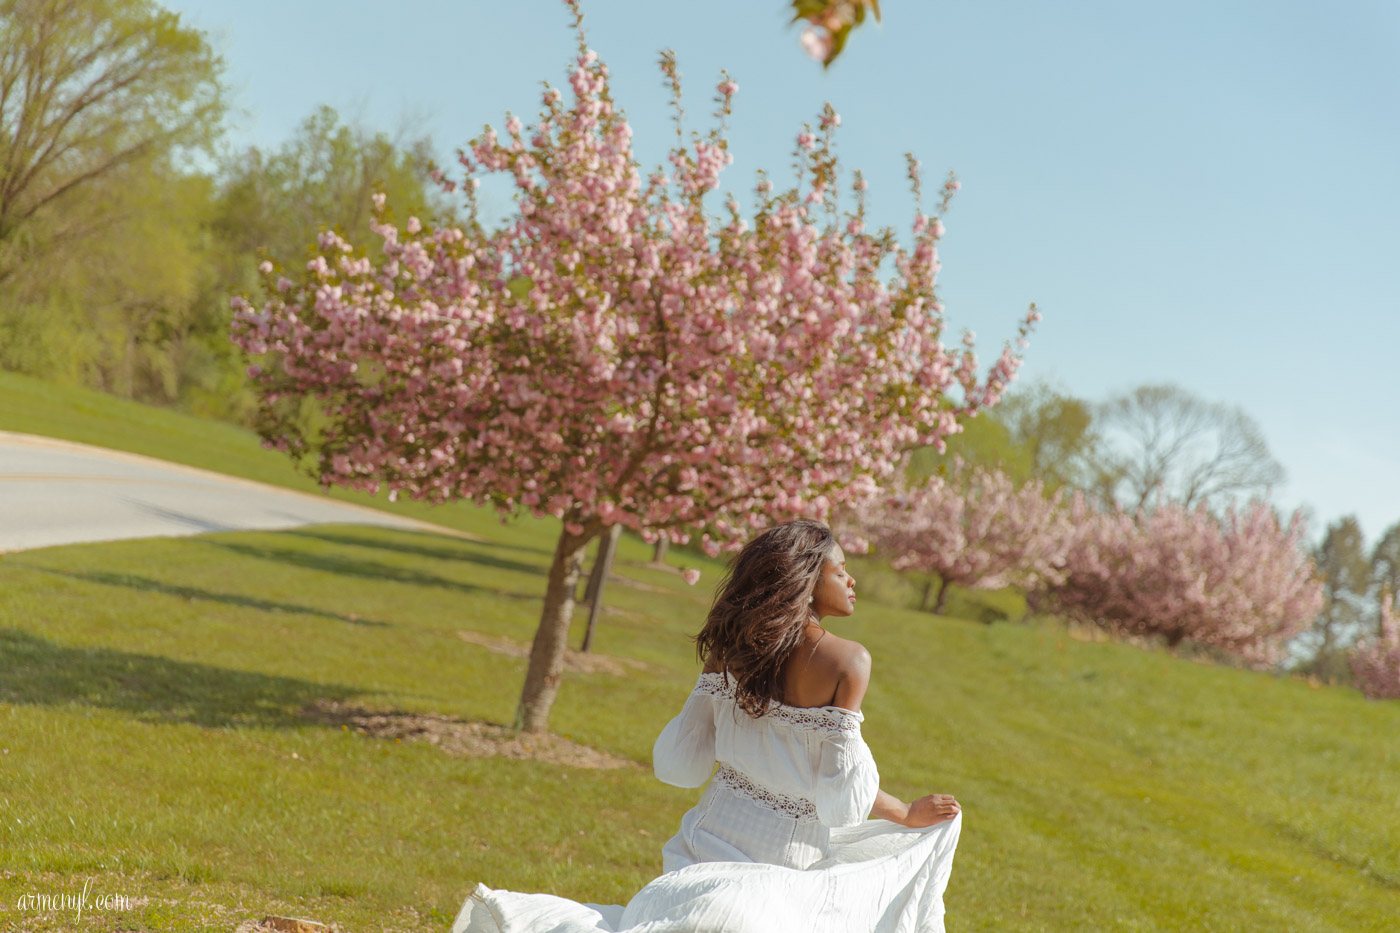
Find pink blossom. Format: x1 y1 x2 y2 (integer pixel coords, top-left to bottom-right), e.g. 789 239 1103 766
1351 593 1400 699
847 459 1072 614
800 26 832 62
682 568 701 586
1040 498 1321 667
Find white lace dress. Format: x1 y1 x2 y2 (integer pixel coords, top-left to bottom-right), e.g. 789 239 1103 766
452 671 963 933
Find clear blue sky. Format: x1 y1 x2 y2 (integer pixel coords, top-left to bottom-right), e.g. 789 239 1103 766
167 0 1400 543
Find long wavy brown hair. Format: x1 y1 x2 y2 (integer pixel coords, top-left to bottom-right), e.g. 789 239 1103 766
694 519 837 717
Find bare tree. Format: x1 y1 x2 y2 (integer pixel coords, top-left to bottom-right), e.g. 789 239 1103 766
0 0 223 279
1096 384 1284 511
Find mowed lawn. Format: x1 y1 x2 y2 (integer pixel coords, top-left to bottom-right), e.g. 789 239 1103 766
0 372 1397 932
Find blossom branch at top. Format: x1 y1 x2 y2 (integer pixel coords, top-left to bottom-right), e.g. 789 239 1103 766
792 0 882 67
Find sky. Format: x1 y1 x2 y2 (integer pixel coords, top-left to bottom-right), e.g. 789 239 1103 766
165 0 1400 543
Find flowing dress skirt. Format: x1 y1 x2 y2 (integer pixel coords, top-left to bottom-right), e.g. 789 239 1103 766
452 813 962 933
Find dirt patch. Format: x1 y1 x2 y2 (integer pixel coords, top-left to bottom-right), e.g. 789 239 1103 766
455 629 652 676
305 700 638 770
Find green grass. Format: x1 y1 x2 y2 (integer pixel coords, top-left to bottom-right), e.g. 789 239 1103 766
1 371 1398 931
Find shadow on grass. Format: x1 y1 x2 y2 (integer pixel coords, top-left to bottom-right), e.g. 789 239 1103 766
0 629 360 728
33 568 389 627
282 528 547 578
198 539 543 602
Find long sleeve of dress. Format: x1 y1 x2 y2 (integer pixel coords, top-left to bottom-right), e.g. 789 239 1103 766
814 730 880 827
652 691 717 788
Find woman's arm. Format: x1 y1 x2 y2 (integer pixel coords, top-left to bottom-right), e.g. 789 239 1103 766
870 788 961 827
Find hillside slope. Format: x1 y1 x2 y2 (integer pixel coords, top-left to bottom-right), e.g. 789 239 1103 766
0 372 1394 931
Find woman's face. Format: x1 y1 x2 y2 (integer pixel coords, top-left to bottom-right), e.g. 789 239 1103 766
810 544 856 620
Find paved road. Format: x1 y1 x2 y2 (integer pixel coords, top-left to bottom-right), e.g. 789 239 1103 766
0 431 441 553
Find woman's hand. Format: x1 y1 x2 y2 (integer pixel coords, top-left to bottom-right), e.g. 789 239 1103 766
902 793 960 828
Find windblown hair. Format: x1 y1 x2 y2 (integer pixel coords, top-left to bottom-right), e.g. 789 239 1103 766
695 520 836 717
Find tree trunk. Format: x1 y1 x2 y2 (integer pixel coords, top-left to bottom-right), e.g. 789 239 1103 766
932 577 952 616
652 536 669 565
581 524 622 653
514 522 599 733
920 576 936 612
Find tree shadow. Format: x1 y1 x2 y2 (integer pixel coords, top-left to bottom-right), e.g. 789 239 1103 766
197 539 542 602
282 527 547 578
33 567 389 627
0 629 361 729
122 496 232 533
390 524 559 559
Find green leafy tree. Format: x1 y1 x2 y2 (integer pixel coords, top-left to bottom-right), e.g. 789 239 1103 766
1305 516 1371 682
0 155 217 399
1372 521 1400 632
996 381 1112 494
0 0 223 279
214 105 446 274
906 411 1033 485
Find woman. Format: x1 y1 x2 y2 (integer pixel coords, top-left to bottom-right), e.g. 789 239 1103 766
453 520 963 933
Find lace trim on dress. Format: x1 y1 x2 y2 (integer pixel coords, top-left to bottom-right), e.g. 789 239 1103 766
695 672 863 734
713 763 818 821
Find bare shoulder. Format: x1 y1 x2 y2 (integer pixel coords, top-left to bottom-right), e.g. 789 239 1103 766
784 630 872 711
818 633 871 712
813 631 870 679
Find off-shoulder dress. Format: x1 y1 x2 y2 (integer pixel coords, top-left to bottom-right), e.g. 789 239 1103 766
451 671 962 933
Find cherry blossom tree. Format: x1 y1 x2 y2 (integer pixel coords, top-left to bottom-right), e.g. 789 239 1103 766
1041 497 1322 668
1350 592 1400 699
230 4 1036 732
855 457 1072 615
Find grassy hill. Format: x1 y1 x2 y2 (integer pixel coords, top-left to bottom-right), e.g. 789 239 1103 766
0 372 1395 932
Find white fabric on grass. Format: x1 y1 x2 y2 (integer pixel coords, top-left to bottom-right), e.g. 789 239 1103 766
453 671 962 933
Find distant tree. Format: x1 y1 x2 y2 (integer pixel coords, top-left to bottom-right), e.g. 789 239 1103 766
0 0 223 280
996 381 1111 493
1097 383 1284 511
214 105 445 275
1042 497 1321 668
1303 516 1372 682
1350 592 1400 699
859 458 1071 615
231 20 1036 732
0 154 217 401
905 410 1034 486
1371 521 1400 630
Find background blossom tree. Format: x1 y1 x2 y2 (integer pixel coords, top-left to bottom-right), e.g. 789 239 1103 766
856 457 1071 614
231 4 1036 733
1041 497 1322 668
1350 592 1400 699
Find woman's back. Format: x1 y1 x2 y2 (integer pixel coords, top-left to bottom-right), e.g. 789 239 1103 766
653 669 881 871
